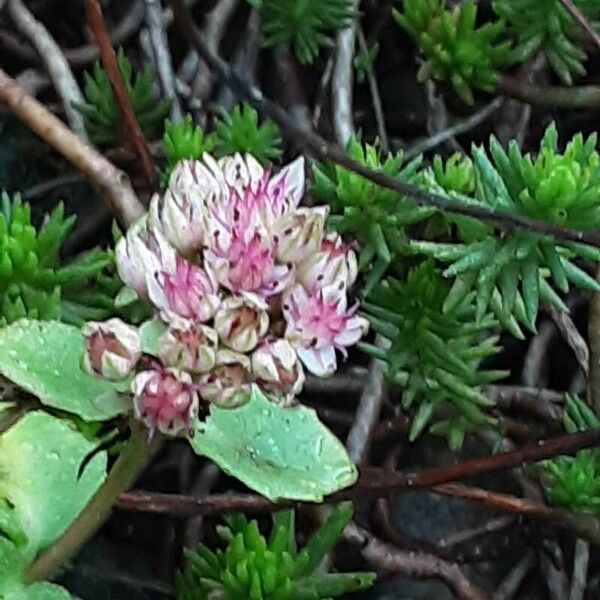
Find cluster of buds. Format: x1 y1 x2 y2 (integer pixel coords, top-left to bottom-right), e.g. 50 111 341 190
82 154 368 436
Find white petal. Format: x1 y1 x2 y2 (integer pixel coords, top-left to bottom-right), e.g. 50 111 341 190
297 346 337 377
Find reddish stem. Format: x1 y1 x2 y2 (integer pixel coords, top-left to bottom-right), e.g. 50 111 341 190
84 0 156 186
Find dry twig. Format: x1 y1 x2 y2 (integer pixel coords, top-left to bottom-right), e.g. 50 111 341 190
7 0 88 139
0 69 145 226
558 0 600 51
85 0 157 185
344 522 489 600
143 0 183 121
569 539 590 600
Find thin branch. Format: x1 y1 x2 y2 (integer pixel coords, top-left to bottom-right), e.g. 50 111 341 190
0 0 146 68
7 0 88 139
0 69 145 226
569 539 590 600
493 551 536 600
405 96 504 160
356 26 388 152
589 266 600 412
558 0 600 51
497 75 600 108
485 385 563 422
185 0 239 101
168 0 600 248
312 53 334 128
343 522 489 600
332 0 360 146
143 0 183 121
345 337 387 464
522 320 555 387
550 307 589 376
432 483 600 546
85 0 156 185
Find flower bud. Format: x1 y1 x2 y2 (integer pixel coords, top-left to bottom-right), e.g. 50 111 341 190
251 339 304 403
297 232 358 291
199 350 252 408
214 294 269 353
158 320 218 374
82 318 141 380
149 189 205 256
115 216 176 297
132 366 199 436
275 206 328 264
148 256 221 323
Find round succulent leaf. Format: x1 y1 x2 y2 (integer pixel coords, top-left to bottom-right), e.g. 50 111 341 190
0 411 106 561
0 320 130 421
189 386 357 501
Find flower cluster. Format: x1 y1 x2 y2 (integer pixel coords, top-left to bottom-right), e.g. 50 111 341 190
82 154 367 436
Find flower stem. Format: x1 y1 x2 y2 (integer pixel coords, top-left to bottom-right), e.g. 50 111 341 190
25 421 159 583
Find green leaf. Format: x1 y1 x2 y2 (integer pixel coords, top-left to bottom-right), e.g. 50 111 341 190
0 320 130 421
0 411 106 560
139 317 167 357
189 387 357 501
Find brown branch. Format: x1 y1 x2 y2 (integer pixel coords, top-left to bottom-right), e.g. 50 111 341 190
343 522 489 600
497 75 600 108
432 483 600 546
589 266 600 412
558 0 600 52
168 0 600 248
84 0 156 186
0 69 145 226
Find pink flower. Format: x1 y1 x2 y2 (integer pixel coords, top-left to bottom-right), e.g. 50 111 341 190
115 216 176 297
251 339 305 403
81 318 141 379
132 366 199 436
282 283 369 377
205 224 294 298
148 256 220 323
158 319 218 373
297 232 358 291
202 156 306 298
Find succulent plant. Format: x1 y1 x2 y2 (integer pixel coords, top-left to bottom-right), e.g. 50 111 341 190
163 115 216 169
74 48 171 147
411 123 600 333
361 261 506 449
253 0 356 65
0 192 116 326
176 504 375 599
213 104 282 165
494 0 600 85
541 395 600 514
311 135 428 295
394 0 513 104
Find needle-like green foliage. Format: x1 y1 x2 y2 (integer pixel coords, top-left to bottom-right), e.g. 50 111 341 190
213 104 282 165
540 395 600 514
163 115 216 168
494 0 600 85
0 192 117 326
361 262 506 450
74 49 171 147
252 0 356 65
311 136 428 295
411 123 600 333
394 0 512 105
176 504 374 600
